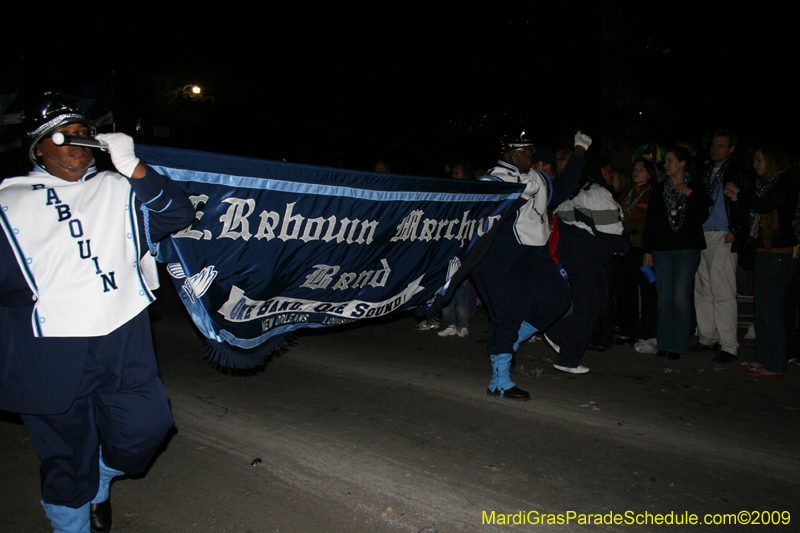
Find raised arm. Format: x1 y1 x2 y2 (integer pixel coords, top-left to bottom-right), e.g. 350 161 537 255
549 131 591 206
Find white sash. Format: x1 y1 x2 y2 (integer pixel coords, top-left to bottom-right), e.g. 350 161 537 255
485 165 550 246
0 171 158 337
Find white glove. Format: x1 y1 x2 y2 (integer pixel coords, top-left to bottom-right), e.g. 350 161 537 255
95 133 140 177
574 131 592 151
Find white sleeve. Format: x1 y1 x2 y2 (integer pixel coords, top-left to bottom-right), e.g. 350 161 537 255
518 171 543 200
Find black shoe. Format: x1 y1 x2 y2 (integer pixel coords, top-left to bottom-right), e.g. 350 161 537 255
486 386 531 401
712 350 737 363
90 499 112 533
656 350 668 357
668 352 681 360
689 342 718 352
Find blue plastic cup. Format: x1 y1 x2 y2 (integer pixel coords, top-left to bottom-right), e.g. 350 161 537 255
640 265 657 283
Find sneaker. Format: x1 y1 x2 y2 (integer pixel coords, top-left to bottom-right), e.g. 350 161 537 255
543 334 560 353
457 327 469 337
438 325 458 337
745 322 755 340
553 364 590 374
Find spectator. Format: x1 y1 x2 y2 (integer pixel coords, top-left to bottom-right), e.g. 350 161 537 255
555 148 573 177
691 130 753 363
532 149 557 178
373 159 391 173
643 147 713 359
727 146 798 379
611 167 630 196
438 160 475 338
615 158 658 345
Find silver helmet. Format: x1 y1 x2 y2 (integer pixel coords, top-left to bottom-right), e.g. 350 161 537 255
26 92 96 167
499 129 534 154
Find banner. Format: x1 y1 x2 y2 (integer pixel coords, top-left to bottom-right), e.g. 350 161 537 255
138 145 522 367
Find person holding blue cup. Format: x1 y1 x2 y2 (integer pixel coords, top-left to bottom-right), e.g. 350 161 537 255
615 157 659 346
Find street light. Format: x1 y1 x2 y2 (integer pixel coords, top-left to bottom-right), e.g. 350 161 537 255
181 85 202 96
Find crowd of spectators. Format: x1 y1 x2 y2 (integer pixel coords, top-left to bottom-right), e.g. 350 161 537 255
412 128 800 386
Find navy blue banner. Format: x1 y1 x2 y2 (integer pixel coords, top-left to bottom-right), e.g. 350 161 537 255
138 145 522 367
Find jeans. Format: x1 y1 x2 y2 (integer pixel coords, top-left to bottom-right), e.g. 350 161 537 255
736 264 754 315
783 265 800 363
653 249 701 354
442 282 469 328
754 251 797 373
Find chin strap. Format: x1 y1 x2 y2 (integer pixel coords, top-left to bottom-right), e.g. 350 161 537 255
511 151 523 170
37 144 95 179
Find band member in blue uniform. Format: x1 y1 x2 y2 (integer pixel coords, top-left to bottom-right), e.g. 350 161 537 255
471 131 591 400
0 94 195 533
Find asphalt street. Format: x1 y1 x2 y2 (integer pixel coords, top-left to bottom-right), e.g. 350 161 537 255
3 285 799 532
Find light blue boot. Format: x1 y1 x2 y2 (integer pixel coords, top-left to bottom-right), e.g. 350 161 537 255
488 353 530 400
92 446 124 505
41 501 90 533
488 353 515 391
513 321 538 352
90 446 123 533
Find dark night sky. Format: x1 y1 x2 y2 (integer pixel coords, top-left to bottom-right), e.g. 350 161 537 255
2 2 797 175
